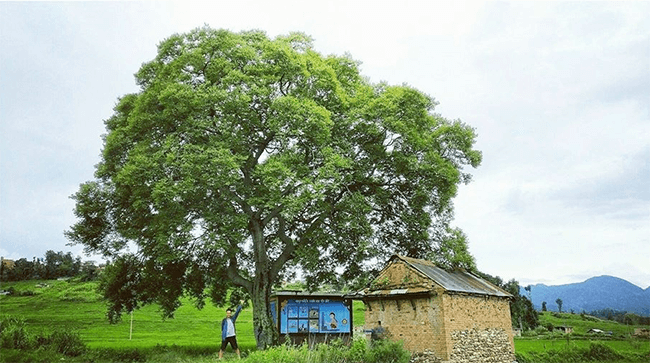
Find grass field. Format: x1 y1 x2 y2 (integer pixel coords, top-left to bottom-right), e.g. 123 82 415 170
2 279 649 362
0 279 366 353
514 311 650 362
515 338 650 354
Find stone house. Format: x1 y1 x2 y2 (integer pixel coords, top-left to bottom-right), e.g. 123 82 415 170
634 328 650 337
356 255 515 363
1 257 15 270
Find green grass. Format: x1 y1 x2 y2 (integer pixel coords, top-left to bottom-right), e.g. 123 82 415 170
535 311 640 337
1 279 254 351
4 279 649 362
0 279 367 353
514 311 650 362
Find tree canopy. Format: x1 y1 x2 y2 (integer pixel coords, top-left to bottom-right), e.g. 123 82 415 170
66 27 482 348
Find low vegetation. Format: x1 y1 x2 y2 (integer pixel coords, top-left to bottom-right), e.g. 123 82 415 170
514 312 650 362
2 279 648 362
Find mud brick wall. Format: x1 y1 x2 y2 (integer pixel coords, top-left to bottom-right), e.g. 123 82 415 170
365 295 448 356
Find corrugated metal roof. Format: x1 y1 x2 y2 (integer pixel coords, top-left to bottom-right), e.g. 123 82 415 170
396 255 511 298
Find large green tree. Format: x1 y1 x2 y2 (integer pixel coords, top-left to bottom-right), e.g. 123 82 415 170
66 27 481 349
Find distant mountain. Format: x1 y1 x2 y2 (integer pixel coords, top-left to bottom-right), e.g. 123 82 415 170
524 275 650 316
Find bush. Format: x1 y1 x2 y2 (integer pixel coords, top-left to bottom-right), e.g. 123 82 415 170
584 341 624 361
0 315 31 349
0 315 86 358
49 329 86 356
364 339 410 363
243 338 410 363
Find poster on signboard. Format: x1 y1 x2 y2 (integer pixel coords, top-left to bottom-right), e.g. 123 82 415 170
279 298 350 334
320 302 350 333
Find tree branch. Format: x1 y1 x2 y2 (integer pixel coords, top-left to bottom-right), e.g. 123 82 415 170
270 215 295 281
226 253 252 292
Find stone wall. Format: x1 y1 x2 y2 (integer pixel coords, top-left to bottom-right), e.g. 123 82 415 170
449 328 515 363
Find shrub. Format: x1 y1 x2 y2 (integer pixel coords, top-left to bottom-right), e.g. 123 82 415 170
49 329 86 357
0 315 31 350
364 339 410 363
243 338 410 363
584 341 624 361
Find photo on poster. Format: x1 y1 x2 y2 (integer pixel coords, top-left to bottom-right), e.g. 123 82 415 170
288 319 298 333
299 305 309 318
298 319 309 333
309 319 319 332
309 306 319 319
287 305 298 318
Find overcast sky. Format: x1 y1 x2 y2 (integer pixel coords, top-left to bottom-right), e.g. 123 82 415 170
1 1 648 289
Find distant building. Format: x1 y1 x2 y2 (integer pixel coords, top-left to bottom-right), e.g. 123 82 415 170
353 255 515 363
587 328 604 334
1 257 15 270
634 328 650 337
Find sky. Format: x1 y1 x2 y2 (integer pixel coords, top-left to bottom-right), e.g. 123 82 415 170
1 1 648 289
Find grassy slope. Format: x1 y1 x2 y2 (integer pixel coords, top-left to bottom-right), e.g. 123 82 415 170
514 312 650 359
536 311 640 337
6 279 647 361
0 279 367 353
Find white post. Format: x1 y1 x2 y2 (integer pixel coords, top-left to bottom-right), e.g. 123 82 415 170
130 311 133 340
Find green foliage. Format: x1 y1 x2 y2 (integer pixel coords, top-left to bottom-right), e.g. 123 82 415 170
0 250 98 282
428 227 476 271
0 315 31 349
0 315 87 358
588 308 650 325
515 341 637 363
243 338 410 363
49 330 87 357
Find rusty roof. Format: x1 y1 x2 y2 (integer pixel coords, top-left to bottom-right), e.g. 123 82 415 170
391 255 512 298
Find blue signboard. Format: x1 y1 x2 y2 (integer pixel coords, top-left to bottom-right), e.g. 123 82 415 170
279 298 350 334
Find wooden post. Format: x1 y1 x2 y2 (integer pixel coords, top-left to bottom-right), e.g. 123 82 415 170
130 311 133 340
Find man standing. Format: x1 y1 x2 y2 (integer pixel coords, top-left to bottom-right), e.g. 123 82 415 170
219 300 243 359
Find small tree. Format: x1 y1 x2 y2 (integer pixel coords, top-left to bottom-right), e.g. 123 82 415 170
541 301 547 311
556 298 563 313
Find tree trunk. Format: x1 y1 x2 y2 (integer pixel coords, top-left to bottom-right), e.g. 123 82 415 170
251 273 278 349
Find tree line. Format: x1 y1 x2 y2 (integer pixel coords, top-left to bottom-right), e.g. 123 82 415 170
585 308 650 325
0 250 100 282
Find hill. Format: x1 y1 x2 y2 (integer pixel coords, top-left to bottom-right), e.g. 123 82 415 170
527 275 650 316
